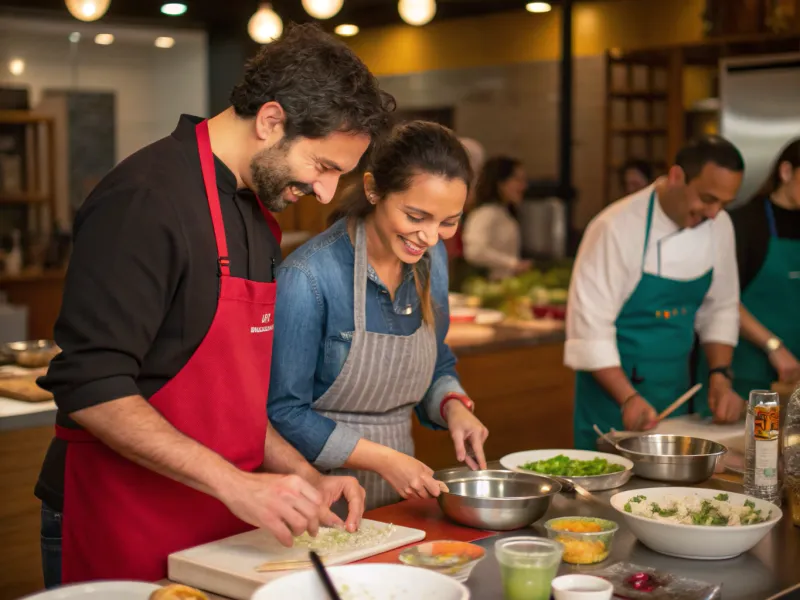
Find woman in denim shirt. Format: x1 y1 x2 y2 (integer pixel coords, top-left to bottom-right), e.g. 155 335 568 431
269 121 489 510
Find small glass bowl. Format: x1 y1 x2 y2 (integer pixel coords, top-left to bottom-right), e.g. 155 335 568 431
398 540 485 582
543 517 618 565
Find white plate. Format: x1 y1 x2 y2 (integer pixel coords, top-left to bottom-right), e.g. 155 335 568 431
499 449 634 491
251 564 470 599
609 487 782 560
21 581 161 599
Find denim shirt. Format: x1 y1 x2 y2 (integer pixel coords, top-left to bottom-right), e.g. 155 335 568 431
268 218 466 465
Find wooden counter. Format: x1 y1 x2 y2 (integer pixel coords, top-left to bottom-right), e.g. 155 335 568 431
413 320 572 470
0 269 66 341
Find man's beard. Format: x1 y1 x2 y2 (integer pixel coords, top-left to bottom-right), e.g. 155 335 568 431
250 142 314 213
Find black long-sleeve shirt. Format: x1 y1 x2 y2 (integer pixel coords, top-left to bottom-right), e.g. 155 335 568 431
35 115 282 511
731 197 800 292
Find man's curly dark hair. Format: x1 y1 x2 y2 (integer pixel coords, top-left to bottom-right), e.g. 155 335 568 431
229 23 396 141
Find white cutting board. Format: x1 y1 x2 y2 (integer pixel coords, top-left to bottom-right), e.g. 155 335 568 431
168 519 426 600
652 414 745 453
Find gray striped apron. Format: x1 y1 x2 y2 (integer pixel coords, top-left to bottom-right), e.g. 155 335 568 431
314 220 437 511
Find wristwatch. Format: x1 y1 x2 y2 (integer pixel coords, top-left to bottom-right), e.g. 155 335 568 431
440 393 474 420
709 366 733 381
764 336 783 354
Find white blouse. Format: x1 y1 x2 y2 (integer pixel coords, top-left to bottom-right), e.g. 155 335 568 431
462 204 522 280
565 183 740 371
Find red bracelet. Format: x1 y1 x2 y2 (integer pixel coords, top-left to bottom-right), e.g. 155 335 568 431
440 393 474 421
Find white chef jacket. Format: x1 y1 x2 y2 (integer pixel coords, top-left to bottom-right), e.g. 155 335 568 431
462 204 522 280
565 183 740 371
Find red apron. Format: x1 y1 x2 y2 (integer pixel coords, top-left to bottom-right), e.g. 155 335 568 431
56 120 282 583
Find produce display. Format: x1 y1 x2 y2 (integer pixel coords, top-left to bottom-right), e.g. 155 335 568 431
623 493 773 526
459 262 572 321
520 454 626 477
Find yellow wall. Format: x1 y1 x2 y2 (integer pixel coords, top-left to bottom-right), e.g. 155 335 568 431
346 0 707 76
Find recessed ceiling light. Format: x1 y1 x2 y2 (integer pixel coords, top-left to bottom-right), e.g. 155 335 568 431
155 36 176 48
334 24 359 36
9 58 25 76
94 33 114 45
160 3 187 16
69 31 81 43
526 2 552 13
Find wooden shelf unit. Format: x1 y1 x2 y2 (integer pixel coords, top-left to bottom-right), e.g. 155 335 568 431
603 48 685 206
0 110 57 234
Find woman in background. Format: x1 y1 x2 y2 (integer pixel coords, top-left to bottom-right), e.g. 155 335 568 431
462 156 531 280
619 159 653 196
268 121 489 510
696 138 800 409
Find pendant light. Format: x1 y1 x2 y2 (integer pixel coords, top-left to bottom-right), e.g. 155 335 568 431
65 0 111 22
398 0 436 26
302 0 343 20
248 3 283 44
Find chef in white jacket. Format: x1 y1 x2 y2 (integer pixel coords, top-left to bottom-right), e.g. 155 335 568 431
566 136 746 450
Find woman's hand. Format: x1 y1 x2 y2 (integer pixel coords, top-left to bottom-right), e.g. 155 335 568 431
444 400 489 470
769 346 800 383
376 449 444 500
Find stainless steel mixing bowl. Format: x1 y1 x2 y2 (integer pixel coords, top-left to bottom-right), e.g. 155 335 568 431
433 468 561 531
615 434 727 484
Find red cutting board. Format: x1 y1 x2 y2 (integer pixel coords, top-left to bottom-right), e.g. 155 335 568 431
355 498 494 564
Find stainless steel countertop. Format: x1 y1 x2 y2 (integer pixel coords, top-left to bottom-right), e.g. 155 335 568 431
194 474 798 600
463 476 799 600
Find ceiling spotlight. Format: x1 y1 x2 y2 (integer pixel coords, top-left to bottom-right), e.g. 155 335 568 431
65 0 111 22
94 33 114 45
69 31 81 43
155 36 175 48
302 0 343 20
248 3 283 44
160 2 187 15
526 2 552 13
9 58 25 76
398 0 436 26
334 24 359 36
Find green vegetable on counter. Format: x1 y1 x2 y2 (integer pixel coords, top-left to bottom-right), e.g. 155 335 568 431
520 454 625 477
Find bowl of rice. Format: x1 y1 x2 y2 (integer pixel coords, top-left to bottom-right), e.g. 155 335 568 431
610 487 782 560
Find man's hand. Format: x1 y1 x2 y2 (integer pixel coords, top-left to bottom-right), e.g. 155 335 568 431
769 346 800 383
622 395 658 431
315 475 366 533
217 471 323 548
708 375 745 424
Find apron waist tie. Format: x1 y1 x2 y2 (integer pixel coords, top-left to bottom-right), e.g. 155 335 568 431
55 424 98 443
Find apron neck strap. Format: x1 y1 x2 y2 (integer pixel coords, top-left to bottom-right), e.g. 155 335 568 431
764 198 778 238
641 189 657 271
195 120 230 276
353 220 369 332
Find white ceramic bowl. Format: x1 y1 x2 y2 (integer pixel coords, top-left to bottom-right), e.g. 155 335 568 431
250 563 470 600
500 449 634 491
609 487 782 560
552 574 614 600
21 581 160 599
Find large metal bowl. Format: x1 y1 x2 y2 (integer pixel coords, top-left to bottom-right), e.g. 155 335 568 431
433 468 561 531
5 340 60 368
615 434 727 484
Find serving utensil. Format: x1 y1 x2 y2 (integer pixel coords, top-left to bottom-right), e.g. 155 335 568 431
310 551 341 600
657 383 702 421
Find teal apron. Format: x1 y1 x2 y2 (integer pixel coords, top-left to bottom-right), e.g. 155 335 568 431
573 191 713 450
695 199 800 414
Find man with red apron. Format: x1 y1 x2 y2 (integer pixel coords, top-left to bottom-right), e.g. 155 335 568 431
34 24 394 586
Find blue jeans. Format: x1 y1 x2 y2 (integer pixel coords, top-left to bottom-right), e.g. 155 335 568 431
40 503 62 588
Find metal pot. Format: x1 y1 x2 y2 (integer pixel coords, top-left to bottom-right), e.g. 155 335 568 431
615 434 727 484
433 468 561 531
